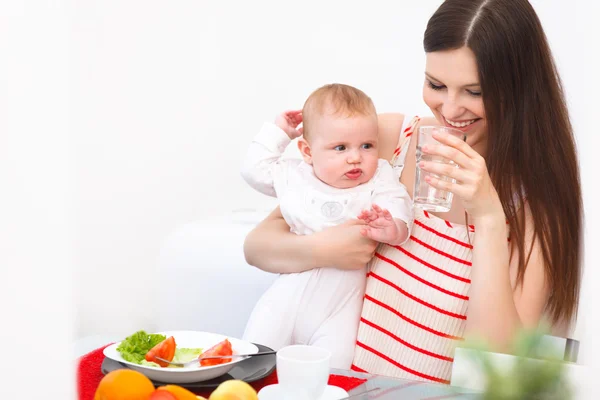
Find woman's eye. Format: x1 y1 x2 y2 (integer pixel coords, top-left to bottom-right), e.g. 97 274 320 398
467 89 482 97
362 143 373 149
427 80 445 91
334 145 346 151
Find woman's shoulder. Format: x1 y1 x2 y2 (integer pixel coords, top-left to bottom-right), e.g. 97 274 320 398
377 113 438 135
417 116 438 126
377 113 405 162
377 113 437 161
377 113 406 134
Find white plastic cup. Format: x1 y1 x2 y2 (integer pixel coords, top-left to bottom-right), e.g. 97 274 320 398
276 345 331 400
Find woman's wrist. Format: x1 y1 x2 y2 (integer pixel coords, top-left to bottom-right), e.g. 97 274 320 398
470 194 506 228
471 207 510 255
307 231 330 269
472 211 506 230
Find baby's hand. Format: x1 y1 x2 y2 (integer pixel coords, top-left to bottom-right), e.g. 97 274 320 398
357 204 408 246
275 110 303 139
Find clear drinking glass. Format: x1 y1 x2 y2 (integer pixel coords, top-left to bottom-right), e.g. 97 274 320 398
414 126 466 212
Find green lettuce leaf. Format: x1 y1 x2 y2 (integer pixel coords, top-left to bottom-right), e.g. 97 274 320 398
172 347 203 364
139 359 161 367
116 330 166 364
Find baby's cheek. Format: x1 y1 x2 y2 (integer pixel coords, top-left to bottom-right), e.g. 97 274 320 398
324 160 342 174
365 157 380 177
315 163 340 183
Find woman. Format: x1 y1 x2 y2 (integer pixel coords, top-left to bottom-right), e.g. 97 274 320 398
243 0 582 383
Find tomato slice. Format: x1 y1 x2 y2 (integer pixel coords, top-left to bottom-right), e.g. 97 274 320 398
199 338 233 366
145 336 176 367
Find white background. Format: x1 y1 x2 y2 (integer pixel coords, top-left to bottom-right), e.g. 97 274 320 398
1 0 598 397
69 0 444 340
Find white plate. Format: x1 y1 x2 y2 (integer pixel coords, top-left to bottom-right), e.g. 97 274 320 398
103 330 259 384
258 384 348 400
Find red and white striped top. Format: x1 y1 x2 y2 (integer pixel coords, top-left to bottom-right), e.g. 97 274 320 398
351 116 475 384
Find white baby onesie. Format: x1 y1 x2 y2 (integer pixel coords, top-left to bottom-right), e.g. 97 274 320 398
240 122 413 368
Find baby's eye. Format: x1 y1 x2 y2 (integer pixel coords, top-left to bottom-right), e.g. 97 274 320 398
334 145 346 151
362 143 373 149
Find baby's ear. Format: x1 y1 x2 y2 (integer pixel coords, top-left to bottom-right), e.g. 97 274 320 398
297 138 312 165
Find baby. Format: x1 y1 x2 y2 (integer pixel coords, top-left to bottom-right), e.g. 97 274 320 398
240 83 412 368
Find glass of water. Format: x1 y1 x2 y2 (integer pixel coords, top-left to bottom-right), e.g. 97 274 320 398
414 126 466 212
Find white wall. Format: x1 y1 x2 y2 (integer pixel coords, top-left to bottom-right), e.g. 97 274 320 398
70 0 599 370
1 1 75 398
71 0 439 339
1 1 595 398
569 0 600 373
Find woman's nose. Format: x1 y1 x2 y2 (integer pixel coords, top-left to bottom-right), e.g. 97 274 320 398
441 95 466 120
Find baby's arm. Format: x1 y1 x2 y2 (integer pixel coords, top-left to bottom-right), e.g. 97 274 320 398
361 161 413 246
240 110 302 197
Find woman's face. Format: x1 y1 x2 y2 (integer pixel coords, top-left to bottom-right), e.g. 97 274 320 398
423 46 487 155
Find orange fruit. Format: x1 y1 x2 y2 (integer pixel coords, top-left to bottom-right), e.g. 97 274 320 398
94 369 156 400
150 391 177 400
208 380 257 400
156 385 201 400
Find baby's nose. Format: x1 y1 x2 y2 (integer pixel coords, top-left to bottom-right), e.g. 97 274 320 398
347 149 361 163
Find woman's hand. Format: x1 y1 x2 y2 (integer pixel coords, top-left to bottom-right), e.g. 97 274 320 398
244 208 377 274
312 218 378 270
418 131 504 222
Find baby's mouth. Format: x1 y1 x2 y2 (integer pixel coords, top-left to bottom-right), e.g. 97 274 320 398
345 169 362 180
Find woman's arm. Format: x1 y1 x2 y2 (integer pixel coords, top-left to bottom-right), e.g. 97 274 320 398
466 204 550 348
243 113 405 274
243 207 321 274
243 207 378 273
419 131 550 350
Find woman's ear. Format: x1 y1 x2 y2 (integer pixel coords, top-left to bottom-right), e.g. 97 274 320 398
297 138 313 165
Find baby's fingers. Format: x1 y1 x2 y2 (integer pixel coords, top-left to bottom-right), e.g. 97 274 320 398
360 227 375 240
382 208 393 220
358 210 373 222
284 110 303 124
283 109 302 116
372 204 392 220
367 211 380 222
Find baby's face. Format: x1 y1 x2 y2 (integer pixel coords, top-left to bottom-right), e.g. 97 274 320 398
306 113 379 189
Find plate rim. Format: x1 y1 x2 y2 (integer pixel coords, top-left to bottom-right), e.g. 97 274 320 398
100 342 276 388
103 330 259 373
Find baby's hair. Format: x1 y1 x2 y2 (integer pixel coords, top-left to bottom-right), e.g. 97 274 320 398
302 83 376 140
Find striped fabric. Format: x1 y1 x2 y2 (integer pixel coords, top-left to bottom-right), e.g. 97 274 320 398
351 116 475 384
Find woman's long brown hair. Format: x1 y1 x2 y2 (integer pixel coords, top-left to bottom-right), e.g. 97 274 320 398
424 0 582 325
